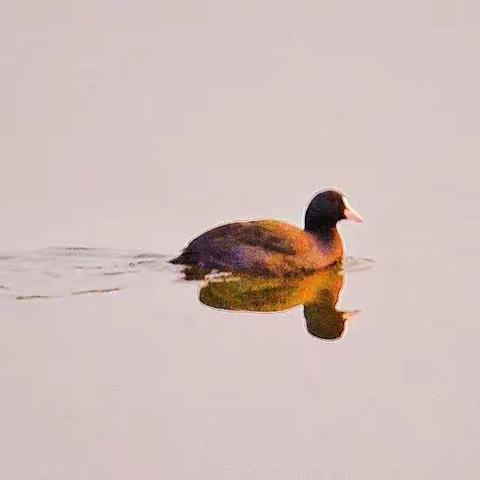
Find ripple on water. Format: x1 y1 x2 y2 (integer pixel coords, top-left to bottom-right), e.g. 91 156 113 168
0 248 373 301
0 248 170 301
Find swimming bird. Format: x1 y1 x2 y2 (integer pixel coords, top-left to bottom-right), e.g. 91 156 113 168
170 189 363 277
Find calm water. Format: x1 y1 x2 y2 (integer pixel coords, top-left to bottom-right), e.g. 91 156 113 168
2 2 480 478
0 219 478 479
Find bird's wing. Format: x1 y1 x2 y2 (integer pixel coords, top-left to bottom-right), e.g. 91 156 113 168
184 220 311 256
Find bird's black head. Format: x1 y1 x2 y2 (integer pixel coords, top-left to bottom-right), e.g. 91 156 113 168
304 189 363 232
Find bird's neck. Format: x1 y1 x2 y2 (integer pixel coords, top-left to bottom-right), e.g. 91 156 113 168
307 226 344 264
306 225 338 246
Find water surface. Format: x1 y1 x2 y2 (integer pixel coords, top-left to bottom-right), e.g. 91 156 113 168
0 237 478 479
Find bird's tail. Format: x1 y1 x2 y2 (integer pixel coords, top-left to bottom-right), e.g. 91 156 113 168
168 252 198 265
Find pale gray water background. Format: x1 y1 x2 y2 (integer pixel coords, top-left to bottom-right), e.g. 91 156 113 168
1 2 480 479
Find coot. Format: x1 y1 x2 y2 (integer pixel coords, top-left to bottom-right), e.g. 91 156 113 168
170 189 363 277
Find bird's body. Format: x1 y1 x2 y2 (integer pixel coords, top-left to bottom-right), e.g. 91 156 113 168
170 189 362 278
170 219 343 277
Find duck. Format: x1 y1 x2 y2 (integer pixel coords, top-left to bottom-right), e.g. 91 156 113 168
169 189 363 277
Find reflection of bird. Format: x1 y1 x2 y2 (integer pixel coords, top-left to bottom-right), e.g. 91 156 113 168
170 190 362 277
196 267 359 341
